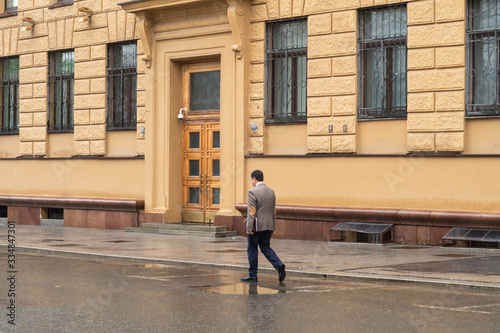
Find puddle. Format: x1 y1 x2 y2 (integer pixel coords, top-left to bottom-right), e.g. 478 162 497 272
203 283 285 295
435 254 475 258
41 239 64 242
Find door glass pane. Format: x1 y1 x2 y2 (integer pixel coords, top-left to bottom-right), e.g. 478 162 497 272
189 160 199 177
189 132 200 149
190 71 220 111
213 131 220 148
189 188 199 204
212 159 220 177
213 188 220 205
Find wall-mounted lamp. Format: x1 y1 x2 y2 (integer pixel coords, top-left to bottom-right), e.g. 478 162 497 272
21 17 34 33
77 6 92 23
178 107 186 120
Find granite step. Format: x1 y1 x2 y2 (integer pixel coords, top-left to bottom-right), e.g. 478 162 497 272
125 223 238 238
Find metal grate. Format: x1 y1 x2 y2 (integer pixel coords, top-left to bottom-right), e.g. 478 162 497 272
466 0 500 116
48 50 74 133
47 208 64 219
265 18 307 124
0 205 7 218
358 4 407 119
442 227 500 248
107 41 137 130
0 57 19 134
333 222 393 244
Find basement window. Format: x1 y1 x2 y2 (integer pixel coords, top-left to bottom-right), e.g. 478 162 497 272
331 222 393 244
47 208 64 219
0 205 7 218
442 228 500 248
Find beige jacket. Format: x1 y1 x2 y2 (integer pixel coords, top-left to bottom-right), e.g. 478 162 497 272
246 182 276 233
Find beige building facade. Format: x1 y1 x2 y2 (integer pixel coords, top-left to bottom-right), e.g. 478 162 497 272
1 0 500 246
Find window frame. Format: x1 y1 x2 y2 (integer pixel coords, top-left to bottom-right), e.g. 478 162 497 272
358 4 408 120
0 56 19 135
47 49 74 134
265 17 308 124
466 0 500 117
0 0 18 17
106 40 138 131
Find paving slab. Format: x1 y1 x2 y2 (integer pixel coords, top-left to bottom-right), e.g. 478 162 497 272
1 225 500 290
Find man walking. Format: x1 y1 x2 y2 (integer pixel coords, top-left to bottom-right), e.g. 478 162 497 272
241 170 286 283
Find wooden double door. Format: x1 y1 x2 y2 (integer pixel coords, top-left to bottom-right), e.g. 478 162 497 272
181 61 221 223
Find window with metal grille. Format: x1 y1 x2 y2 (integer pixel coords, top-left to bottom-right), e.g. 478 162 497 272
5 0 17 13
0 57 19 134
358 5 407 119
467 0 500 116
48 50 74 133
107 41 137 130
265 18 307 124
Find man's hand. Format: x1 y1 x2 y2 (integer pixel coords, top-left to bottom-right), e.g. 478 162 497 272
246 231 254 235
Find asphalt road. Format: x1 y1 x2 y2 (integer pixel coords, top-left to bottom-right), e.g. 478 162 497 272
1 253 500 332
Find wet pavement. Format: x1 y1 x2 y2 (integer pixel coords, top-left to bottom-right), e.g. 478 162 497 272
1 224 500 290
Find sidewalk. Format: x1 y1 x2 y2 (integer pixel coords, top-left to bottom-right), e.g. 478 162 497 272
1 224 500 290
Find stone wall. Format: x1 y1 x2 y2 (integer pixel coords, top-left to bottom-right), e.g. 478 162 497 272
0 0 145 157
249 0 467 154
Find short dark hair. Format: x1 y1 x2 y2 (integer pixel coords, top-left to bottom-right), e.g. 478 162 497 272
251 170 264 182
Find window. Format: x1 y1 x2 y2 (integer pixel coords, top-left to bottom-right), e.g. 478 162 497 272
358 5 407 119
467 0 500 116
4 0 17 13
107 41 137 130
265 18 307 123
0 57 18 134
48 50 74 133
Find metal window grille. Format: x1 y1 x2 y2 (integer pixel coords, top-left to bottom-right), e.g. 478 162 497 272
107 41 137 130
265 18 307 123
48 50 74 133
5 0 18 11
0 57 19 134
358 5 407 119
467 0 500 116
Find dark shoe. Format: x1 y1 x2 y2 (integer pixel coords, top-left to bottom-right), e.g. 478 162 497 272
241 276 258 282
277 264 286 283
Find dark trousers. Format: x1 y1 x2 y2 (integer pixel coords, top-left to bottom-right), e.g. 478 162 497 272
247 230 282 278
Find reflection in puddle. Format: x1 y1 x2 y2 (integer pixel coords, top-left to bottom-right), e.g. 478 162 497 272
204 283 286 295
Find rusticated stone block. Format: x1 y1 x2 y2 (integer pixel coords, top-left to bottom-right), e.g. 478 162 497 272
20 98 46 112
91 44 107 60
74 79 90 95
267 0 279 19
90 140 105 156
33 112 46 126
248 136 264 154
332 56 356 76
408 22 465 48
308 97 331 117
250 64 264 82
137 139 145 156
250 82 264 100
18 36 48 54
75 47 91 63
280 0 292 18
33 52 47 67
435 91 464 111
74 93 106 110
331 135 355 153
408 132 435 151
74 110 90 125
19 54 33 69
250 100 264 118
74 60 106 79
436 46 465 68
332 95 356 115
137 90 146 107
332 10 356 33
309 33 356 58
19 142 33 156
308 136 331 153
309 13 332 36
137 107 146 123
88 124 106 140
304 0 357 14
251 4 268 22
308 58 332 78
408 93 434 112
436 132 464 151
20 67 47 84
250 41 264 63
408 112 464 132
33 83 47 98
249 118 264 136
308 116 355 135
91 78 106 94
308 76 356 96
408 48 434 70
250 23 265 41
74 140 90 155
20 126 46 142
19 113 33 127
73 28 108 47
90 109 106 125
360 0 374 7
407 0 434 25
408 68 465 92
435 0 465 22
19 84 33 99
33 141 46 156
293 0 305 16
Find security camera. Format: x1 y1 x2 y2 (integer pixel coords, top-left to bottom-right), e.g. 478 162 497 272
178 107 186 120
